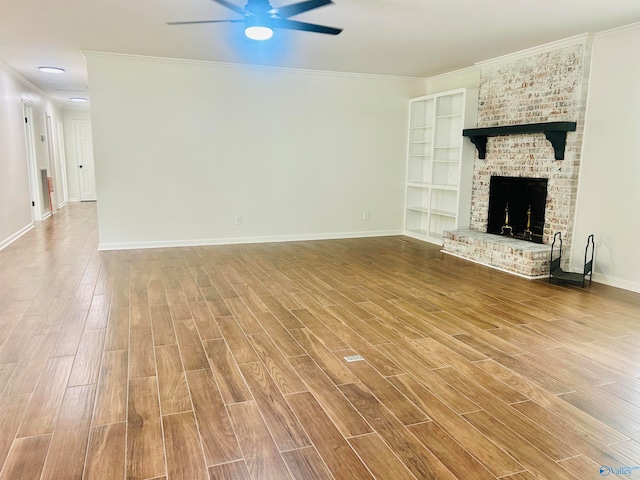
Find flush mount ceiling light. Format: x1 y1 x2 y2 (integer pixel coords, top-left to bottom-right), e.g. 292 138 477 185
69 97 88 103
38 66 65 74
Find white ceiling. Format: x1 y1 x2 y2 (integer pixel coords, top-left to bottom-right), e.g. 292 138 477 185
2 0 640 107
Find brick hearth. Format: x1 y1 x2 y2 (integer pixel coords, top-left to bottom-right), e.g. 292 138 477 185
443 230 551 278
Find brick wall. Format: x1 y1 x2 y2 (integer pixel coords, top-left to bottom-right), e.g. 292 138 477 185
469 40 592 259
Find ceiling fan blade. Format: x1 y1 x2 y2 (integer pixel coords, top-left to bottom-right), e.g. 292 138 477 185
211 0 249 16
167 19 243 25
268 0 333 19
273 18 342 35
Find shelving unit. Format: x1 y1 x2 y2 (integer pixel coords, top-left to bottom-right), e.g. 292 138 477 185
404 88 478 244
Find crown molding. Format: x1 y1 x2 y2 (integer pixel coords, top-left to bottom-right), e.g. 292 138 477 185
81 51 428 82
0 60 51 101
594 21 640 39
426 65 479 82
475 33 593 69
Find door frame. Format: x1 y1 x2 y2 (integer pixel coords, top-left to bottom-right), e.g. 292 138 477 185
22 101 43 221
45 112 57 213
56 117 69 206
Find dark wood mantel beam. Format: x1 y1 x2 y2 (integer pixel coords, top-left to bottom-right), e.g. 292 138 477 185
462 121 577 160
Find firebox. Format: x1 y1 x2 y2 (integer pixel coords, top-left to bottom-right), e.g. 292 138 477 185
487 176 548 243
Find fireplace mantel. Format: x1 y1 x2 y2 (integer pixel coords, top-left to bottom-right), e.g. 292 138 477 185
463 121 577 160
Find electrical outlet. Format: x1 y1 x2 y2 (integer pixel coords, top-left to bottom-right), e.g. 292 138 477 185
234 215 242 225
363 211 369 220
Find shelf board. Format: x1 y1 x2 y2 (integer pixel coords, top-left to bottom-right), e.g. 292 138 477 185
430 209 457 218
436 113 462 119
430 184 457 191
407 206 430 213
407 182 430 188
462 121 577 160
433 159 459 164
434 146 460 150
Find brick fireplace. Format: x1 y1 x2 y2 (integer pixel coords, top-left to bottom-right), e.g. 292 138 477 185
442 36 592 278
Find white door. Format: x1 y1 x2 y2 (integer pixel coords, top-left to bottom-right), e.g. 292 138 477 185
74 121 97 201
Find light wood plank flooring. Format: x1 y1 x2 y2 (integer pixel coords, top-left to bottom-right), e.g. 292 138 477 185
1 202 640 479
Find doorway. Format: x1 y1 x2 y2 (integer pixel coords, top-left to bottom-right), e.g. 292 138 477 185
45 112 58 213
56 118 69 206
22 101 43 220
73 120 97 201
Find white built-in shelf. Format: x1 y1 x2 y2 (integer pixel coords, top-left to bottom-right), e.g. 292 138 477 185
430 209 457 218
407 206 430 213
404 88 479 245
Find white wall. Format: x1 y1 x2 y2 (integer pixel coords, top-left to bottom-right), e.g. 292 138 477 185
85 53 427 249
62 109 93 202
571 24 640 292
0 63 63 250
426 67 480 95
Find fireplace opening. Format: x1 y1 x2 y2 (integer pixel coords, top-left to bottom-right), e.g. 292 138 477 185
487 176 548 243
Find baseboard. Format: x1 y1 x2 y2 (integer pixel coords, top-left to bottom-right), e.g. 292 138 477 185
98 229 402 251
442 249 640 292
0 222 35 251
592 274 640 294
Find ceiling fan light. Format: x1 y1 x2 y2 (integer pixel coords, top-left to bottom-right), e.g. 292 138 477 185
245 25 273 41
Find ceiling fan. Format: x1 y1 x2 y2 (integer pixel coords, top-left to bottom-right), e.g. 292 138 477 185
167 0 342 41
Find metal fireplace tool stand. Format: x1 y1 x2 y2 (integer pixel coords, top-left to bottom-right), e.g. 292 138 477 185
549 232 595 288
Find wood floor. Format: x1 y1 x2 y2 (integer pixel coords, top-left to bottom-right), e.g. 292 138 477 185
1 203 640 480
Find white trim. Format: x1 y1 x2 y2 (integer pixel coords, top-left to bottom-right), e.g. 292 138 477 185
409 87 469 103
82 51 427 81
426 66 478 82
45 112 57 215
0 223 34 252
443 248 638 291
440 249 549 280
1 61 54 103
594 21 640 39
591 274 640 294
67 197 81 203
403 231 439 244
475 33 593 69
98 229 402 251
22 102 43 221
56 117 69 206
